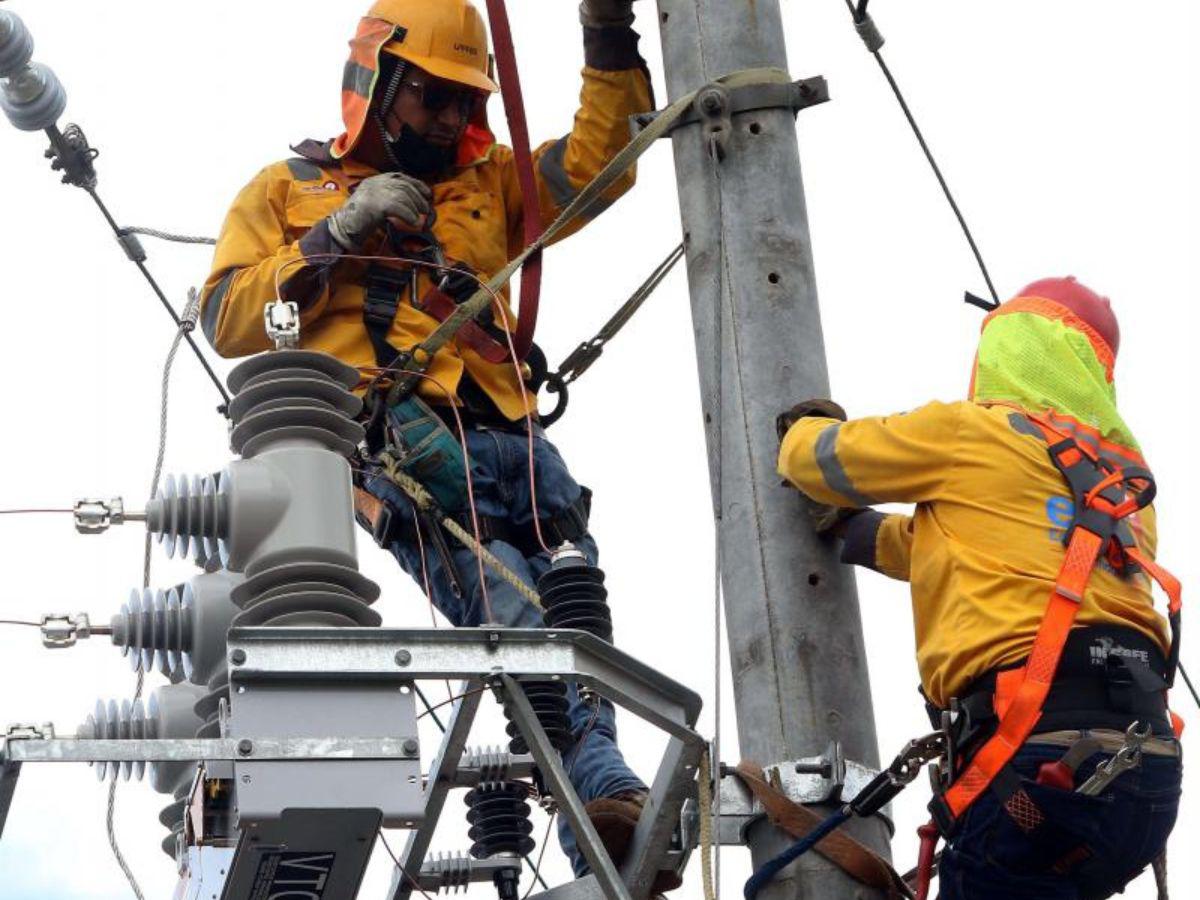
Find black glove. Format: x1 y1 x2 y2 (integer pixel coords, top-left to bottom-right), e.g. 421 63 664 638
579 0 635 28
775 398 847 443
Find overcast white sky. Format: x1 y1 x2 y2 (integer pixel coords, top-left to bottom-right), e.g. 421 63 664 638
0 1 1194 898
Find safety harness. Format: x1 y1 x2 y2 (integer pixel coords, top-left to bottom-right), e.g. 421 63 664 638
928 409 1183 834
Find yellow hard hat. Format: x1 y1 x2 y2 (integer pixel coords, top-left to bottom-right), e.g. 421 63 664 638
370 0 499 94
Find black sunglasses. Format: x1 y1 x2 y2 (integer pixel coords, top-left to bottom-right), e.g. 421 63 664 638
401 78 482 118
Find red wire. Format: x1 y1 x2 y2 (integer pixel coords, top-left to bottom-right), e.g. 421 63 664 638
489 296 552 556
410 505 456 703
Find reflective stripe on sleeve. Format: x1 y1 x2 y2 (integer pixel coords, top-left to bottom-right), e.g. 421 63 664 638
814 424 880 506
538 136 613 221
200 269 237 346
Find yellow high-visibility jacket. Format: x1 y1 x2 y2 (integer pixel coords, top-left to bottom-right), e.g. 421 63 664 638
778 400 1169 708
200 63 652 420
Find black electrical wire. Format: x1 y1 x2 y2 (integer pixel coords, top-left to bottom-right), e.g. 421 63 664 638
842 0 999 305
82 187 231 412
413 684 446 731
1178 662 1200 712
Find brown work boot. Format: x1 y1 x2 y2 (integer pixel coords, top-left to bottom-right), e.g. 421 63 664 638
583 790 683 893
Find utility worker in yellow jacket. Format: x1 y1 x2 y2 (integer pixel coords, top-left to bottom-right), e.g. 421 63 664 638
777 278 1182 899
200 0 669 885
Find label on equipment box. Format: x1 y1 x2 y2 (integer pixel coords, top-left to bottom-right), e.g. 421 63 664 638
248 852 336 900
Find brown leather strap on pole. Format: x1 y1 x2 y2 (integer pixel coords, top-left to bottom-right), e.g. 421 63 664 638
733 761 913 899
482 0 543 361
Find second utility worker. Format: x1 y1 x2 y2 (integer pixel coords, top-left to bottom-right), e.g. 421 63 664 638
199 0 668 885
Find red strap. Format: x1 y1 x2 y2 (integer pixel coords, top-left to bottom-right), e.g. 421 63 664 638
913 822 940 900
942 527 1104 818
483 0 543 361
420 289 511 364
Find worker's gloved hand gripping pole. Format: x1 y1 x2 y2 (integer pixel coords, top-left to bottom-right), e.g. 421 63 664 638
776 398 868 536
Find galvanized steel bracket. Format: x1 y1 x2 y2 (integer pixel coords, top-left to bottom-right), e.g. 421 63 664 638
630 75 830 143
715 743 887 846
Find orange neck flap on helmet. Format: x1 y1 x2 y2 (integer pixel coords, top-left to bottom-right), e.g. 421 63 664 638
331 16 496 168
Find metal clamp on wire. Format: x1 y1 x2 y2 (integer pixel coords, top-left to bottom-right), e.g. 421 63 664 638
73 497 140 534
39 613 107 649
3 723 55 743
264 300 301 350
852 2 886 53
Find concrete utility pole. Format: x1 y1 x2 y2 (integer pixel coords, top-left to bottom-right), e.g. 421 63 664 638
652 2 891 897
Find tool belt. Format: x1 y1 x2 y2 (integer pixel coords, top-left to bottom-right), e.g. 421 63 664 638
927 625 1174 780
353 482 592 560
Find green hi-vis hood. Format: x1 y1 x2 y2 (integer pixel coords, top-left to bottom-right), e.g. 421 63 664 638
970 296 1140 455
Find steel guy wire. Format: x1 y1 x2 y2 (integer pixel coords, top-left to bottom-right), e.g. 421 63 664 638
841 0 999 305
82 187 230 410
106 288 199 900
119 226 216 246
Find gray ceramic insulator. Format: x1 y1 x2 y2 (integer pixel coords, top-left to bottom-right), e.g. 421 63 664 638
144 473 228 566
0 62 65 131
145 350 379 630
108 568 243 687
78 683 205 790
0 11 34 78
159 786 190 859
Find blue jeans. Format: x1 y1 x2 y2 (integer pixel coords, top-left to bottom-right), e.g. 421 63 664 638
363 423 646 874
939 738 1183 899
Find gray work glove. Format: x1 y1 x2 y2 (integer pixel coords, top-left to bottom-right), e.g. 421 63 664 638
579 0 635 28
327 171 434 252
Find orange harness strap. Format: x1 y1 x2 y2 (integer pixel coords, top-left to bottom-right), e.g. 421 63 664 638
942 527 1102 817
934 410 1182 825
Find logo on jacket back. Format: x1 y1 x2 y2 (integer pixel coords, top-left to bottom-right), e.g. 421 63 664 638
1046 496 1074 541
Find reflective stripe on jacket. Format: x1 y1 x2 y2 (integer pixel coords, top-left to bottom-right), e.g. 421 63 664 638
777 400 1168 707
200 63 652 420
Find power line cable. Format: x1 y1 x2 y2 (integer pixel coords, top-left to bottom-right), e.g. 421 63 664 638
841 0 999 305
82 187 230 411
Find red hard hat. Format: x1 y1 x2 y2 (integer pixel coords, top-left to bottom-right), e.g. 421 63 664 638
1016 276 1120 357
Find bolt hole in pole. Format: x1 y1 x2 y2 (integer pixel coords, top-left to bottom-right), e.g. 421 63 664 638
808 573 821 587
661 11 669 23
768 272 781 285
749 122 763 135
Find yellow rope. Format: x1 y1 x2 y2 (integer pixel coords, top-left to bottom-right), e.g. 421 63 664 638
699 746 717 900
378 457 544 610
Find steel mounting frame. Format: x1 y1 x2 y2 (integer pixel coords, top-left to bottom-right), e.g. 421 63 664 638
1 626 705 900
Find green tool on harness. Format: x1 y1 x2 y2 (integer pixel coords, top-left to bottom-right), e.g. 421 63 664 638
385 395 471 513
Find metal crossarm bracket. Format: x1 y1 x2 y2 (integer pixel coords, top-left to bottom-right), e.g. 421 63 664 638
630 75 830 138
2 736 421 764
716 745 886 846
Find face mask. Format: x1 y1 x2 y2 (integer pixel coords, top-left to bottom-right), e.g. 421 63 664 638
381 121 457 178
